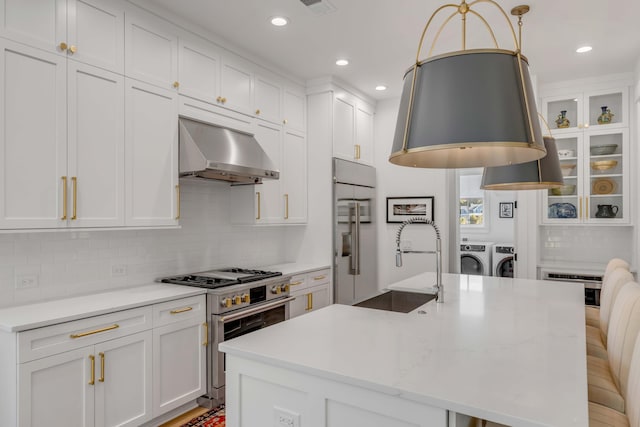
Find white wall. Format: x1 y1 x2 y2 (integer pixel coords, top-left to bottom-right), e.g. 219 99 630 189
374 98 450 289
0 179 303 308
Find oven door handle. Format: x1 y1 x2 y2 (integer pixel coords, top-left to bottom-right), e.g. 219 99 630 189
218 296 296 324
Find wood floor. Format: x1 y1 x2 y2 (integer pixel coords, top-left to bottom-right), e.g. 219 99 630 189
159 406 211 427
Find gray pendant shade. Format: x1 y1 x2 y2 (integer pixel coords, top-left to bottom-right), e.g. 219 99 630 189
481 136 564 190
389 50 546 169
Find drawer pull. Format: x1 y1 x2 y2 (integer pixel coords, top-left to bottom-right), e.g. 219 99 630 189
170 306 193 314
306 293 313 311
313 275 326 281
289 281 303 286
89 355 95 385
70 324 119 339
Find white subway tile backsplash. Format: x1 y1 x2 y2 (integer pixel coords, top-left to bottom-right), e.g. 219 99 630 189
0 180 302 308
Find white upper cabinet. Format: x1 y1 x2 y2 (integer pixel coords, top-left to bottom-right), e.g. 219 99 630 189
125 8 178 91
177 35 221 104
0 0 124 73
282 129 307 224
254 74 282 125
125 79 179 227
355 102 374 165
283 87 306 132
67 62 125 228
540 83 631 225
0 40 67 229
331 89 375 165
219 56 253 115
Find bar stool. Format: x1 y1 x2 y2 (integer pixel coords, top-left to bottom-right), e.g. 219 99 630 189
586 259 630 328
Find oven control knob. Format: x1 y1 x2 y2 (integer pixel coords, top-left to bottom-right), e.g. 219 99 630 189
242 293 250 303
280 284 289 293
271 285 281 295
221 298 232 308
234 295 242 305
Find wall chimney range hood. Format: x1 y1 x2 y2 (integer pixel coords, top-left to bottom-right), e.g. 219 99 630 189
179 117 279 184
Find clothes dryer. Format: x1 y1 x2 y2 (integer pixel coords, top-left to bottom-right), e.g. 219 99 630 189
493 244 515 277
460 242 493 276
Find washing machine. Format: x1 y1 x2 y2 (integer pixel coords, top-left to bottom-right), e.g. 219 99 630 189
460 242 493 276
493 244 515 277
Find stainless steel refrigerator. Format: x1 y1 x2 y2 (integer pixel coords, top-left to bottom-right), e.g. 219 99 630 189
333 158 378 305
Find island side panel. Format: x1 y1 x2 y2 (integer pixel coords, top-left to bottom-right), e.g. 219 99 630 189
225 354 447 427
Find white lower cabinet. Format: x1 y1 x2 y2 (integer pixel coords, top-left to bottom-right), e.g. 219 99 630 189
19 331 153 427
4 294 206 427
289 268 331 318
152 296 207 416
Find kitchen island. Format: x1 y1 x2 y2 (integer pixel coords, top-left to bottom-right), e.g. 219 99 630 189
219 273 588 426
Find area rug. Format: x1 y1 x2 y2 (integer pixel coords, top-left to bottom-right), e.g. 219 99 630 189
181 405 225 427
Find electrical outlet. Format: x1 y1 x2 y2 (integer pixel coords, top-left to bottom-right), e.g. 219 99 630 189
111 265 127 277
274 407 300 427
15 274 39 289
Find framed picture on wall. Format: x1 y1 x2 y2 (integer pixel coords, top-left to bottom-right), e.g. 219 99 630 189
499 202 514 218
386 197 434 223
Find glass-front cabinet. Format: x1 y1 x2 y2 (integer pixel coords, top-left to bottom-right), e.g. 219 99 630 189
541 86 630 225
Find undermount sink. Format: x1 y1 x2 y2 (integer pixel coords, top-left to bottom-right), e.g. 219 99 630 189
354 290 436 313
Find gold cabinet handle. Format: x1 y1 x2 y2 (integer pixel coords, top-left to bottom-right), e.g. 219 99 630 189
203 322 208 346
170 306 192 314
586 196 589 219
70 324 119 339
98 352 105 382
175 184 180 219
255 109 261 115
306 293 313 311
284 194 289 219
68 45 77 54
579 197 582 219
289 280 303 286
173 81 179 88
313 275 326 281
59 42 68 52
355 144 361 160
61 176 68 220
256 191 261 220
89 355 95 385
71 177 77 220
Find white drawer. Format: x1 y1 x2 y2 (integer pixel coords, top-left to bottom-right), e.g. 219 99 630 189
153 295 206 327
287 273 308 293
18 306 152 363
307 269 330 286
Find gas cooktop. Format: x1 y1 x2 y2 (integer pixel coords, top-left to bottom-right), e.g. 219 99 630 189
159 267 282 290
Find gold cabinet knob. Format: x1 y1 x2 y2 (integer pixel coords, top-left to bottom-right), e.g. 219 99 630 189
68 45 77 54
255 109 261 115
283 119 288 125
172 81 179 89
59 42 68 51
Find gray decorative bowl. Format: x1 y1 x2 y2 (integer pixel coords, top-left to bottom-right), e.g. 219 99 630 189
590 144 618 156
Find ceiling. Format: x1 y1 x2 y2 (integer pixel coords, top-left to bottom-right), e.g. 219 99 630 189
132 0 640 101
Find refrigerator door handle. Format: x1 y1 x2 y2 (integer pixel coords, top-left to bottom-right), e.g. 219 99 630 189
354 202 361 275
348 203 356 275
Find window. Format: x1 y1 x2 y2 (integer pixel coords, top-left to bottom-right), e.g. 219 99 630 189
459 174 485 226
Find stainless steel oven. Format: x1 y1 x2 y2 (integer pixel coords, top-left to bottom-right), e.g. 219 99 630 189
159 268 293 408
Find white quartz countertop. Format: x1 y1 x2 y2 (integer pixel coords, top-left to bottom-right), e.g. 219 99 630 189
219 273 588 427
257 262 330 276
0 283 206 332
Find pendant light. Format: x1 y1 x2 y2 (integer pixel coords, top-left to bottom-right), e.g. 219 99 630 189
481 136 564 190
389 3 545 169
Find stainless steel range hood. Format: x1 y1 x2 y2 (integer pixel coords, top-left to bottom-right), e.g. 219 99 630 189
179 117 279 184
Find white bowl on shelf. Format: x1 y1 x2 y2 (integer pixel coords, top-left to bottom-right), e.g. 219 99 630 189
557 149 575 158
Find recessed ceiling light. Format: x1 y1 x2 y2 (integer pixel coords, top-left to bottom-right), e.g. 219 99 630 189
335 59 349 66
270 16 289 27
375 85 387 91
576 46 592 53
